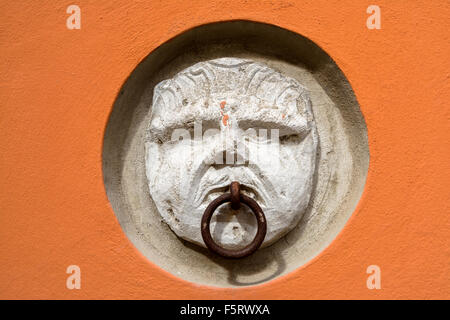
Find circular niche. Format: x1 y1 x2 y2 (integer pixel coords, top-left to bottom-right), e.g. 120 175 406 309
102 21 369 287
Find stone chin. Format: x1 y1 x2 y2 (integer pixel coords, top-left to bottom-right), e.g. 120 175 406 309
145 57 318 250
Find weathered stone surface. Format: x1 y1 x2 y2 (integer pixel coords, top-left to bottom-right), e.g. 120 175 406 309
145 58 318 249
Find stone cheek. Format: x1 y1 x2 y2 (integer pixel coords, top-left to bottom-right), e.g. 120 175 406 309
145 58 318 249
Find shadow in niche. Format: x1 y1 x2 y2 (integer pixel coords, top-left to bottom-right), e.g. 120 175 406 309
181 239 287 286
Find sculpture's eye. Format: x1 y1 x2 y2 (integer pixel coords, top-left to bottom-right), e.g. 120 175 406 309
246 135 270 143
240 128 302 144
189 119 222 142
156 119 222 144
279 134 302 145
241 128 271 143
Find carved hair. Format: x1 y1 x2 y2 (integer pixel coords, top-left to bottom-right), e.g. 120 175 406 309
151 58 312 117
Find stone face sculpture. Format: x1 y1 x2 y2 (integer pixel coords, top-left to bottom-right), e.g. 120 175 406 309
145 58 318 250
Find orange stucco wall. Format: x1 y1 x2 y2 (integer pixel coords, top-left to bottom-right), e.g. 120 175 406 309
0 0 449 299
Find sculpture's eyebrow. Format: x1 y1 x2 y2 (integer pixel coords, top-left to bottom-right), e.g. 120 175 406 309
149 113 221 141
149 121 192 142
237 118 309 136
150 112 310 142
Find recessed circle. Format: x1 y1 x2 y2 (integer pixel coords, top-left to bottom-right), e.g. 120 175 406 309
102 20 369 287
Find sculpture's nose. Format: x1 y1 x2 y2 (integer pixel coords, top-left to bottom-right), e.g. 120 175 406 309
212 121 249 166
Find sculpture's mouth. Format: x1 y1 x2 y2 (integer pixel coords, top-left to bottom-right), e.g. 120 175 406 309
201 184 265 206
191 164 273 208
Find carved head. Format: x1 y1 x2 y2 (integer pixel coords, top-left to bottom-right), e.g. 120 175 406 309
145 58 317 249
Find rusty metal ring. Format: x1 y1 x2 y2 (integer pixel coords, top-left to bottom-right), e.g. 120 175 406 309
201 182 267 259
230 181 240 210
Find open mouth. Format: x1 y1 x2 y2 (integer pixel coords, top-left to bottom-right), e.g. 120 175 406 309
201 184 265 206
